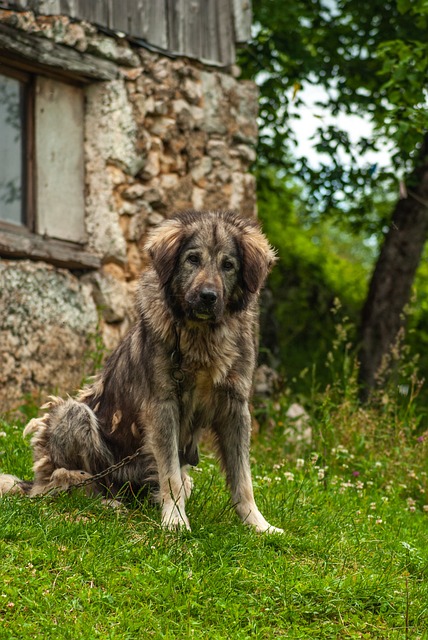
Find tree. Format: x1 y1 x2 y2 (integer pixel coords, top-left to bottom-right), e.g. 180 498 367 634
240 0 428 396
358 134 428 398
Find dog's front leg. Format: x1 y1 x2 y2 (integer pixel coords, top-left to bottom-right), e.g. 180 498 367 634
214 399 283 534
148 400 190 530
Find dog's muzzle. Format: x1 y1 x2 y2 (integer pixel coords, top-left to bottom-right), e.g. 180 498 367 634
189 287 220 321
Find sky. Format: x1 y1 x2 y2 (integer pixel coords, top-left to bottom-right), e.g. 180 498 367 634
289 83 393 171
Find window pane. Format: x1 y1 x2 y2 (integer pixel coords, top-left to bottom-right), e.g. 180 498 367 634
0 74 23 225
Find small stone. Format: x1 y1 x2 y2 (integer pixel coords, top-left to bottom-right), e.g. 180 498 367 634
182 77 202 104
235 143 257 163
148 212 165 226
140 150 160 179
191 157 213 186
122 184 146 200
85 273 129 324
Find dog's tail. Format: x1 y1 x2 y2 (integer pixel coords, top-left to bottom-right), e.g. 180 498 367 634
0 473 33 496
1 396 64 498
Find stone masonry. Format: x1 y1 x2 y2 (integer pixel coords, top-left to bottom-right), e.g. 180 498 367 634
0 9 259 411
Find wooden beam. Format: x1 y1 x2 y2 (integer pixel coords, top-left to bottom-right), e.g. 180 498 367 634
0 23 118 81
0 228 101 270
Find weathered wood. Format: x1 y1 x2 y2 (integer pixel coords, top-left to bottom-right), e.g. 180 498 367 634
145 0 167 50
232 0 252 43
1 0 250 66
110 0 129 34
0 228 101 269
37 0 61 12
0 23 118 81
69 0 109 25
167 0 203 61
202 0 219 63
217 0 234 67
4 0 30 7
35 76 86 244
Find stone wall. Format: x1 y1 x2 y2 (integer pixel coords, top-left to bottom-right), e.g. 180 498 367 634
0 261 98 410
0 9 259 411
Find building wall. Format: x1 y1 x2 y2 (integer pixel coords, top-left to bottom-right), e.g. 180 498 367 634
0 9 259 411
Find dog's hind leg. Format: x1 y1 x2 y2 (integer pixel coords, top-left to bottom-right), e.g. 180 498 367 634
25 397 113 496
0 474 31 496
30 468 98 496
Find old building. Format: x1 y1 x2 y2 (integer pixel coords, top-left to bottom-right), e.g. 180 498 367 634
0 0 258 410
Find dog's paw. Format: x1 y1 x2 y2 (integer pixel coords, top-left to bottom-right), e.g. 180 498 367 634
181 471 194 500
238 505 283 534
101 498 126 511
251 519 284 534
161 503 191 531
258 523 284 534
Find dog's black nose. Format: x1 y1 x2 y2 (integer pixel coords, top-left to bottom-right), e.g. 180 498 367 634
199 288 218 305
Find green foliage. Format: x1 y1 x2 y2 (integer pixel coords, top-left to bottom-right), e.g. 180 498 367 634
404 247 428 392
239 0 428 224
257 168 428 399
376 4 428 165
258 170 370 390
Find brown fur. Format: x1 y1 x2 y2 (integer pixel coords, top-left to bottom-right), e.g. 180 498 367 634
0 210 282 533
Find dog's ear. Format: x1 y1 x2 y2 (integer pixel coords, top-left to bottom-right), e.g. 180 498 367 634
239 226 277 294
145 221 185 286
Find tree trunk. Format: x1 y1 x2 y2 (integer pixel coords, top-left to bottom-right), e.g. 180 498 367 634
358 134 428 400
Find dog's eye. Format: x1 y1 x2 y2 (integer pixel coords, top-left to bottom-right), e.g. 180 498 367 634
187 254 200 265
223 260 234 271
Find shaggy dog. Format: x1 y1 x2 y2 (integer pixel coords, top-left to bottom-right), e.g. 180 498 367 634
0 210 283 533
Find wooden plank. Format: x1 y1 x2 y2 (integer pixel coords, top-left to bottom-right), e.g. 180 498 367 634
35 76 86 244
145 0 167 50
166 0 180 53
216 0 234 65
73 0 109 25
34 0 61 13
129 0 144 39
125 0 149 42
0 228 101 269
2 0 247 66
110 0 129 34
2 0 31 7
57 0 77 16
167 0 203 61
232 0 252 43
201 0 219 64
165 0 237 65
0 24 118 81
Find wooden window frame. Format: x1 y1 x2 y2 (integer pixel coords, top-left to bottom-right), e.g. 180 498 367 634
0 57 100 270
0 62 35 234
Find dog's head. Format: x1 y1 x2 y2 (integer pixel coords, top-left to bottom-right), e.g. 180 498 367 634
145 210 276 324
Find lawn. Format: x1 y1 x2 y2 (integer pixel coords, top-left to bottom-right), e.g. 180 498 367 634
1 385 427 639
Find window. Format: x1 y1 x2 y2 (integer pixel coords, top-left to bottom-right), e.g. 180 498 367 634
0 60 97 269
0 66 31 229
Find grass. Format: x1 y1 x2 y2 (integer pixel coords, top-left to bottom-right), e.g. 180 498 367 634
1 376 428 639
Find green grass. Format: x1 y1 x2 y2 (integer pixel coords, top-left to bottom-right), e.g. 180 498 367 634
1 389 428 639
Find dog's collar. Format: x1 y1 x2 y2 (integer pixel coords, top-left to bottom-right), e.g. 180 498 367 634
170 324 185 385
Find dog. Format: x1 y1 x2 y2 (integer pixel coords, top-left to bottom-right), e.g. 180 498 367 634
0 209 283 533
